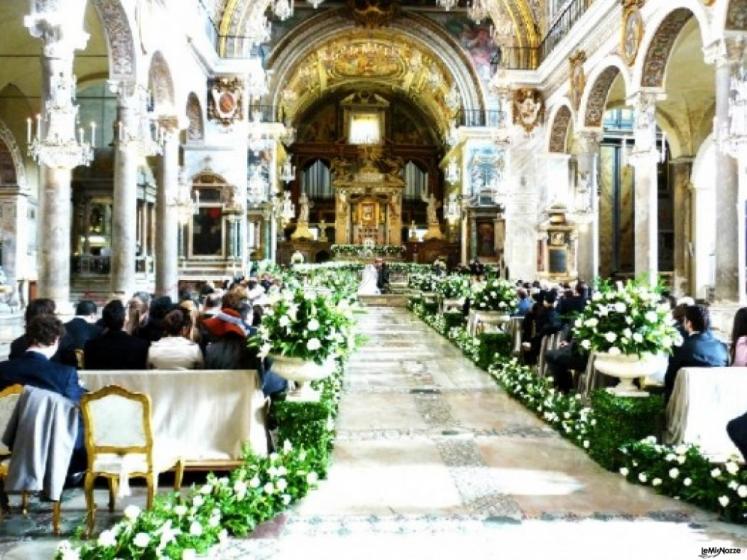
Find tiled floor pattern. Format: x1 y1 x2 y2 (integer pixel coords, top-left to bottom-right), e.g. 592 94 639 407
3 307 747 559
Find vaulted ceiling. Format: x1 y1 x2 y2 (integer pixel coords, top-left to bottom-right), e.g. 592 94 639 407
213 0 543 49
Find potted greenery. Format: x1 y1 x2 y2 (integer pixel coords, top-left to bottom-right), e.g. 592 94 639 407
252 288 355 401
572 280 682 396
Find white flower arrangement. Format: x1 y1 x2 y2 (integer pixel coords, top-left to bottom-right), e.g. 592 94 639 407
471 278 516 312
572 280 682 356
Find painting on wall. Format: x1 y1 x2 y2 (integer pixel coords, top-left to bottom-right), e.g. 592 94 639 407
476 220 496 257
429 15 498 85
299 102 338 143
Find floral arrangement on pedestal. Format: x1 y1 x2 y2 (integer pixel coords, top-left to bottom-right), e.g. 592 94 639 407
252 288 356 365
435 274 470 299
330 244 404 258
408 273 438 293
572 280 681 357
471 278 516 312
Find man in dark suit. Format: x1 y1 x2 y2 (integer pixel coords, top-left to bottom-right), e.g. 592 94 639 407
84 300 150 370
9 298 77 367
63 300 102 357
375 258 390 294
523 290 563 365
665 305 729 401
0 314 87 474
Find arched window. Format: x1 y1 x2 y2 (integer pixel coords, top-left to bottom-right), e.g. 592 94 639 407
404 161 428 200
302 159 332 199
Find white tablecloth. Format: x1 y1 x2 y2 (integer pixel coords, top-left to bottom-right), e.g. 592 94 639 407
80 369 267 464
665 367 747 460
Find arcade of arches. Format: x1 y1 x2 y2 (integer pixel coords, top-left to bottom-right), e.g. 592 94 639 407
3 0 747 558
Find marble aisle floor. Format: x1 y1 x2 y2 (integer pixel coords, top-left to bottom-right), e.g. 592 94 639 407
3 306 747 559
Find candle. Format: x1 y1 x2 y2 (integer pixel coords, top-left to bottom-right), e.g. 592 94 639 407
78 127 84 144
118 121 123 142
90 121 96 147
26 117 31 144
35 114 41 140
660 131 667 162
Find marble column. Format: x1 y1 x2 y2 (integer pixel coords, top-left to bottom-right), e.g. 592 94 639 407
709 40 743 303
574 130 602 283
629 91 662 286
27 9 88 314
156 127 180 299
110 86 141 300
670 158 693 297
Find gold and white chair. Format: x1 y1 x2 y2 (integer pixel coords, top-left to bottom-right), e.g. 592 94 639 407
80 385 184 536
0 384 23 516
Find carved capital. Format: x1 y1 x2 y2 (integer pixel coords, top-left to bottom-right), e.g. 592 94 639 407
575 129 602 154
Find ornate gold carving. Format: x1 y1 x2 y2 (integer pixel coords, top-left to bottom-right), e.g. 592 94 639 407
346 0 400 28
569 50 586 112
621 0 645 66
512 88 545 133
207 77 243 125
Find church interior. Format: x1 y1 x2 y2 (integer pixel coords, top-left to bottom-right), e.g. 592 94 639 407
1 0 747 558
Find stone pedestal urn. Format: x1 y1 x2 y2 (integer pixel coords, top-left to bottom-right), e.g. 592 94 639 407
269 354 334 401
593 352 667 397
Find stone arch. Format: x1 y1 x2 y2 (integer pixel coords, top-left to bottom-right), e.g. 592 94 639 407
90 0 137 81
580 57 631 129
0 120 26 189
547 104 574 154
185 92 204 142
637 4 710 89
148 51 175 114
268 11 486 120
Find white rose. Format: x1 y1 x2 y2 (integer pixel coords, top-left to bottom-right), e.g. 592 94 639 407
278 315 291 328
580 339 592 350
276 478 288 491
644 311 658 323
585 318 599 328
652 478 662 487
608 347 621 356
726 462 739 475
669 468 679 479
182 549 197 560
614 302 627 313
683 477 692 487
307 471 319 484
604 332 617 343
282 494 292 505
583 440 589 449
711 468 722 478
249 476 261 488
738 485 747 498
218 529 229 544
264 482 275 495
209 515 221 528
174 505 187 517
307 318 320 331
97 529 117 548
719 495 730 508
638 473 648 483
633 333 643 343
200 483 213 495
133 532 150 548
283 440 293 452
234 480 248 499
619 467 629 476
665 453 676 462
306 338 321 351
192 495 204 508
189 521 203 536
124 505 141 521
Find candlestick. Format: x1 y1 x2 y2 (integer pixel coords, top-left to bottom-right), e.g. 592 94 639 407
35 114 41 140
26 117 31 144
118 121 123 143
78 127 84 144
90 121 96 148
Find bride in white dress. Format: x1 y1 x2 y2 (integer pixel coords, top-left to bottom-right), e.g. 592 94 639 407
358 263 380 295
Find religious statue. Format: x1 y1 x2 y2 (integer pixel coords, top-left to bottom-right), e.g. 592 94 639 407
388 192 401 219
331 157 354 184
512 88 545 133
298 192 310 223
421 190 442 225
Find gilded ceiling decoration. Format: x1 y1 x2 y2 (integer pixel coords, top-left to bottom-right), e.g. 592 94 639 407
279 31 458 135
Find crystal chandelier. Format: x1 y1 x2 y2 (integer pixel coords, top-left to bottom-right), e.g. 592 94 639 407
273 0 294 21
468 0 488 23
248 164 269 207
437 0 458 11
27 73 92 169
280 158 296 183
444 193 461 226
275 190 295 225
445 160 460 184
247 111 270 155
245 13 271 46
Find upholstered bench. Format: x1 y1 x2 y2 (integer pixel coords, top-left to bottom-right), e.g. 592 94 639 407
79 369 267 470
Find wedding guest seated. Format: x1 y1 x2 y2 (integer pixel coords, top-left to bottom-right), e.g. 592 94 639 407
522 290 562 366
147 307 204 370
202 291 255 344
137 295 173 343
179 299 203 346
63 300 102 355
726 411 747 461
201 293 223 318
730 307 747 366
125 291 151 336
0 314 87 473
10 298 77 367
84 300 150 370
557 282 588 324
664 305 729 400
513 288 532 317
246 278 265 304
671 303 688 339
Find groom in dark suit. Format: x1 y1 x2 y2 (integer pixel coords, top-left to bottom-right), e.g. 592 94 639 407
375 258 390 294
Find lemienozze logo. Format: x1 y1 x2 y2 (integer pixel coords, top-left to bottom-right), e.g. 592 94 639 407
699 547 742 559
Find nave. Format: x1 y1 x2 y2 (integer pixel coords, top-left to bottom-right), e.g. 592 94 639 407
195 307 745 560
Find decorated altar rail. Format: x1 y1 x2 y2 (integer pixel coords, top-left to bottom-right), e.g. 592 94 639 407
407 281 747 524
